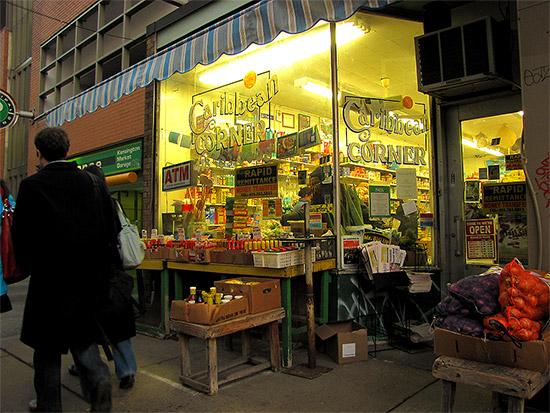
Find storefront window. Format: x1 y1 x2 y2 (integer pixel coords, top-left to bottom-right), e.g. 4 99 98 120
337 14 433 265
157 13 433 265
461 112 526 265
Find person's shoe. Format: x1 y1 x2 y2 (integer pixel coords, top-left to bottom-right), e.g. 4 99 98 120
68 364 79 377
90 378 111 412
119 375 134 389
28 399 38 412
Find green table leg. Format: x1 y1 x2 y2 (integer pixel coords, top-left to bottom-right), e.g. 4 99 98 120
281 278 292 368
174 270 184 300
160 267 170 334
319 270 329 324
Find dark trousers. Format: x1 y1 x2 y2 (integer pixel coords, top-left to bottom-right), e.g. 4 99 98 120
33 343 111 411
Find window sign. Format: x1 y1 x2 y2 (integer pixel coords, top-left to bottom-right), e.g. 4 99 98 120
465 219 497 261
482 182 527 214
162 161 194 191
369 185 391 218
396 168 418 199
235 164 278 199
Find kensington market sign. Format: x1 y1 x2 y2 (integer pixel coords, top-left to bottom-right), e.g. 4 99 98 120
69 141 142 175
188 75 279 156
343 96 428 166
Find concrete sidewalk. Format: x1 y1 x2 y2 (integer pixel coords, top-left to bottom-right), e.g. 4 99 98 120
1 327 499 412
0 279 507 412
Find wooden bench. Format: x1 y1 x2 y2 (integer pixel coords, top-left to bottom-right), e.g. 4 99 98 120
170 307 285 395
433 356 549 412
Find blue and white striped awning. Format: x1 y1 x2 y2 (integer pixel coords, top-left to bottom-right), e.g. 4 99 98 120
46 0 399 127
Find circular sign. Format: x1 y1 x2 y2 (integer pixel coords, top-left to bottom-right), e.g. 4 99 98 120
0 89 18 129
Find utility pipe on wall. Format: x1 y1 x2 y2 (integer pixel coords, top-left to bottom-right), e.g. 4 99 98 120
105 172 138 187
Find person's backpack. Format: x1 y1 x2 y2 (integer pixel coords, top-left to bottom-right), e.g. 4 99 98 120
115 201 145 270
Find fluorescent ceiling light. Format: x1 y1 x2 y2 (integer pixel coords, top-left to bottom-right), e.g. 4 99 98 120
298 80 341 100
199 22 366 86
462 138 504 156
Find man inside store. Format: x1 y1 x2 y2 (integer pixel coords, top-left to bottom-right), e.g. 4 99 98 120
280 186 313 226
309 166 329 205
12 127 117 412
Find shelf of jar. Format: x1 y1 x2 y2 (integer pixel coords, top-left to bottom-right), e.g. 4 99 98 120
210 166 235 173
270 158 318 169
212 185 234 189
205 202 226 207
341 175 396 185
340 162 397 174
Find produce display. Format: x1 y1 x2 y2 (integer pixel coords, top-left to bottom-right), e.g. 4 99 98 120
448 268 501 317
436 314 484 336
498 259 550 321
435 259 550 342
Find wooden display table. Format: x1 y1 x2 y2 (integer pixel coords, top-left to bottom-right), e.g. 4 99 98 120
170 307 285 395
432 356 549 412
168 259 336 368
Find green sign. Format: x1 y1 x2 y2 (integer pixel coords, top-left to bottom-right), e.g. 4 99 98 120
68 141 142 175
0 89 18 129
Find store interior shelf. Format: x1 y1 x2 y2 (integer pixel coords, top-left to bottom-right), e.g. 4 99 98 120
341 176 396 185
340 162 397 174
210 166 235 173
212 185 233 189
269 158 318 169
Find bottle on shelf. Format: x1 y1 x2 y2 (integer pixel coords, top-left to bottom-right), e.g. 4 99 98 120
188 286 197 304
196 290 204 304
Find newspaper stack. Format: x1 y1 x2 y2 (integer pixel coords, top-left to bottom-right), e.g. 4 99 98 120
406 272 432 293
360 241 407 278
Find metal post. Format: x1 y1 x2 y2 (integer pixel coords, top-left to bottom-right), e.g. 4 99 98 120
330 22 342 270
303 203 316 368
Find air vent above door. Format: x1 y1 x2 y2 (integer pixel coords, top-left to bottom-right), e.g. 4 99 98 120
415 17 515 99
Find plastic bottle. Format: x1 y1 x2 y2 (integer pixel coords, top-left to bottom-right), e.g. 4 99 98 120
188 286 197 304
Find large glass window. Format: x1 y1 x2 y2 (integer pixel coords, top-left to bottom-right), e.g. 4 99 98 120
157 13 433 264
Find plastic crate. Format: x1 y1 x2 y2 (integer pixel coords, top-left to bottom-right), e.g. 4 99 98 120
263 251 294 268
291 248 317 265
251 251 265 267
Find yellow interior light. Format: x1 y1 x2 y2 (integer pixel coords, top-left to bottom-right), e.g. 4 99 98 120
462 138 504 156
198 22 366 86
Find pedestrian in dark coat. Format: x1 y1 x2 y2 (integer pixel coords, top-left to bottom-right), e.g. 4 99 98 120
12 127 119 412
83 164 137 389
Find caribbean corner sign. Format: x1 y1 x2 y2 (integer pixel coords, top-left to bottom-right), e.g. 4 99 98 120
188 75 279 159
343 96 429 166
68 141 142 175
0 89 18 129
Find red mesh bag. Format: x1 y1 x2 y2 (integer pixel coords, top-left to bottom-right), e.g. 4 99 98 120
498 259 550 321
483 314 542 341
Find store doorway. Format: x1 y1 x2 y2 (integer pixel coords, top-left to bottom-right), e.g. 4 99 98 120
460 112 526 266
437 94 523 287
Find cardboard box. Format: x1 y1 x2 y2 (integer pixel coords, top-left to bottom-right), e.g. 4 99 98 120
434 327 550 372
214 277 281 314
170 298 249 325
316 320 368 364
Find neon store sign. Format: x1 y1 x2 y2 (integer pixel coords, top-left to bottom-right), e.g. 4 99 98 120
188 75 279 156
343 96 428 166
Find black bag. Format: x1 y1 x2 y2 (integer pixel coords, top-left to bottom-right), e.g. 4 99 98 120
97 266 134 318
